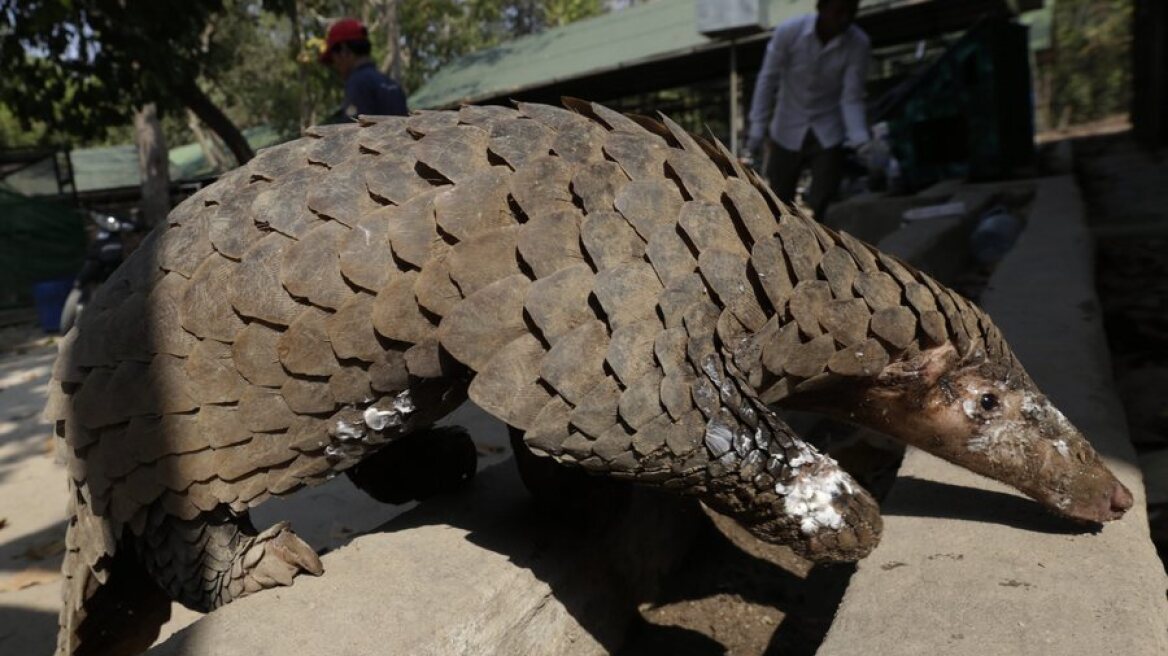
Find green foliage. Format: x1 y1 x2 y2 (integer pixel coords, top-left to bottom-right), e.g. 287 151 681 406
207 0 340 137
0 0 606 153
214 0 607 124
391 0 605 95
541 0 606 29
0 104 50 148
192 0 607 136
1048 0 1133 125
0 0 225 142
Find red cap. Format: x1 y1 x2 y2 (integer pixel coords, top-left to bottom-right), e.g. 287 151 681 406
320 18 368 64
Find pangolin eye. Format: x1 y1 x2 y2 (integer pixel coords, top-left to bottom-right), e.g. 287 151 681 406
980 393 999 411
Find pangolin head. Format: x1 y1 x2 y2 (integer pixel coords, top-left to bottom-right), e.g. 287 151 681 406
792 343 1132 525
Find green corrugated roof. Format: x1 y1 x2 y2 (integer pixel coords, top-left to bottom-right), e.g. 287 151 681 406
410 0 827 109
1 125 283 196
73 144 147 192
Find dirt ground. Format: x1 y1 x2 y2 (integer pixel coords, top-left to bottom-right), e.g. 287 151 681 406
620 509 857 656
1075 130 1168 562
1099 234 1168 559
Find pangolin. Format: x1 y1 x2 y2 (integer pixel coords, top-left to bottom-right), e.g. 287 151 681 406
47 99 1132 655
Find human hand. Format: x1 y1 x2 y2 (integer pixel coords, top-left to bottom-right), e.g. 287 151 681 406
855 140 885 172
745 133 765 168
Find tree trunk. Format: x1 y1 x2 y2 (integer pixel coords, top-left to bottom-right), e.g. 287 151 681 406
187 110 234 173
514 1 533 35
177 81 255 164
288 0 313 132
379 0 403 84
134 103 171 228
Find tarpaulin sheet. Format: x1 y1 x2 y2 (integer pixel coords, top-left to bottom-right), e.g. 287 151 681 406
0 189 86 308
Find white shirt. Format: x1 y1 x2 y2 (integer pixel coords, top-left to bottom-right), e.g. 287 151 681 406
748 13 871 151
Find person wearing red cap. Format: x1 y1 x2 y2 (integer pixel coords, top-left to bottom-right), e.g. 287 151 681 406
320 18 408 119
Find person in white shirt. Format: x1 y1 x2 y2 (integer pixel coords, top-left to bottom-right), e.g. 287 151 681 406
747 0 871 221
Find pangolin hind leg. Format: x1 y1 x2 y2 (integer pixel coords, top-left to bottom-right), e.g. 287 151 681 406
60 533 172 656
345 425 478 504
135 504 323 613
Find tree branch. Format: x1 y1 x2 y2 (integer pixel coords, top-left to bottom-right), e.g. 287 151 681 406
176 80 255 165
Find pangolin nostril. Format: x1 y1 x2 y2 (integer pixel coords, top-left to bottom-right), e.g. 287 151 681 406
1111 481 1134 514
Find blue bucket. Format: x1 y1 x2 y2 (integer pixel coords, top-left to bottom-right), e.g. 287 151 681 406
31 277 74 333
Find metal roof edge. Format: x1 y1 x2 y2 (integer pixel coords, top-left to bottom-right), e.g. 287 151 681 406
421 29 775 109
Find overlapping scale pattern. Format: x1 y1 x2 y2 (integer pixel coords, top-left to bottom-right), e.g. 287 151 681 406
53 99 1019 655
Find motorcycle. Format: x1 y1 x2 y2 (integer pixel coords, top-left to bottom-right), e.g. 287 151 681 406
59 210 142 333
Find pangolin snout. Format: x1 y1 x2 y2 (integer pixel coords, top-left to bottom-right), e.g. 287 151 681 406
1062 478 1133 524
1110 480 1134 517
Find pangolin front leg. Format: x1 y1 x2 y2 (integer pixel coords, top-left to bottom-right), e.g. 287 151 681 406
136 505 322 612
511 344 882 562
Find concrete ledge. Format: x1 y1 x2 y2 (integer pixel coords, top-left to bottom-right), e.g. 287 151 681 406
149 462 702 656
825 179 1020 249
875 184 1007 281
818 176 1168 655
877 213 971 282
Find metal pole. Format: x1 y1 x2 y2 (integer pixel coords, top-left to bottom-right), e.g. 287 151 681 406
729 40 739 157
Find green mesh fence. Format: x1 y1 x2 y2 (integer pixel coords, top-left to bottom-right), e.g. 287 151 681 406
0 189 87 309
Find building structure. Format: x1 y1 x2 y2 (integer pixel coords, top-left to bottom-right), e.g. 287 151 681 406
411 0 1045 154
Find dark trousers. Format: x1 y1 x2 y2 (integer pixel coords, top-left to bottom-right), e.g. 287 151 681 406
764 130 845 222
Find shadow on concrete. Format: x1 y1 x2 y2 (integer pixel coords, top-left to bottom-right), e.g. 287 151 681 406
377 462 703 653
0 604 60 655
618 512 855 656
764 564 856 656
0 345 58 488
365 456 854 655
634 522 806 608
621 618 727 656
0 519 67 574
885 476 1099 535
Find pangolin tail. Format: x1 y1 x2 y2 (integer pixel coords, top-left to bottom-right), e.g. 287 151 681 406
57 484 170 656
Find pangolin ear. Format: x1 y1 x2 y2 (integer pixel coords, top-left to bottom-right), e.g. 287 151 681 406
878 343 959 386
959 335 988 365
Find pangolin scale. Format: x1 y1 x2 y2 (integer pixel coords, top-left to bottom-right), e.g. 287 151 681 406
48 100 1130 655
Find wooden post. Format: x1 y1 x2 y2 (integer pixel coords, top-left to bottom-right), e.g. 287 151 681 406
188 110 233 173
383 0 403 84
729 40 740 157
134 103 170 228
